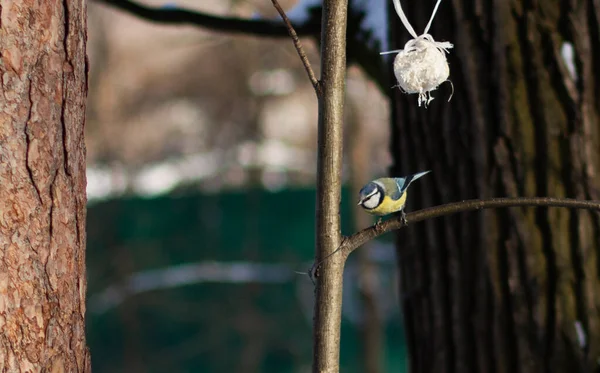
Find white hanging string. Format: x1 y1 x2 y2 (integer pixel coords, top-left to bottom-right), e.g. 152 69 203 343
382 0 450 57
423 0 443 35
391 0 418 39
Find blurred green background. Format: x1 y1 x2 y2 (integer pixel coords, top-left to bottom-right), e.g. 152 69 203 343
86 188 407 372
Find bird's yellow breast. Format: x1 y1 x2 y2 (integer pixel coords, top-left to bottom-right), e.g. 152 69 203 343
367 192 407 216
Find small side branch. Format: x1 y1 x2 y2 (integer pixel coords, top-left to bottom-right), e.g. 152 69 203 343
271 0 320 95
341 197 600 255
94 0 319 37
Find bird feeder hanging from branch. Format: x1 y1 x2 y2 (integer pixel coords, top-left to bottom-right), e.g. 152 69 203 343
382 0 453 107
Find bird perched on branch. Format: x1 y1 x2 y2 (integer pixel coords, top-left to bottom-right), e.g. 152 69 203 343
357 171 431 224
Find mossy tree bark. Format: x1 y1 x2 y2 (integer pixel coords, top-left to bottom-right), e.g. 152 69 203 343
0 0 90 371
389 1 600 373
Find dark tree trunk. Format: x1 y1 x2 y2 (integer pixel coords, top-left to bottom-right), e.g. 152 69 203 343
0 0 90 371
388 1 600 373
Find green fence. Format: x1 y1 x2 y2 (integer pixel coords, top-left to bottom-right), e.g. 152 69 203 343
86 188 407 372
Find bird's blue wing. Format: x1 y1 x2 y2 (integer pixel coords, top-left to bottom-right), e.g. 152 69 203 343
395 177 410 195
389 189 401 200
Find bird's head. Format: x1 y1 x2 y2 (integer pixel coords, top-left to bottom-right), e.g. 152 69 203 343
357 182 384 210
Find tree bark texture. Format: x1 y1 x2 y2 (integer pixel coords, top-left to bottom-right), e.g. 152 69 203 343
312 0 348 371
389 1 600 373
0 1 89 372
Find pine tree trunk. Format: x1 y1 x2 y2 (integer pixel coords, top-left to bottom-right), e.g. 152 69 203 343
389 1 600 373
0 1 90 371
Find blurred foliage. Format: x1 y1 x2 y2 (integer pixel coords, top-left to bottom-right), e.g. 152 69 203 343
86 188 407 372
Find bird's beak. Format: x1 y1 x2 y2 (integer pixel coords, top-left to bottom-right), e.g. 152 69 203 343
357 199 364 206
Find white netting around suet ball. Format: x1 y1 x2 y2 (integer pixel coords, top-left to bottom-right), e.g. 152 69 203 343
382 0 453 107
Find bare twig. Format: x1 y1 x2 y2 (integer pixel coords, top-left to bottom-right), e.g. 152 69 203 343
312 197 600 269
94 0 391 94
270 0 321 95
94 0 319 37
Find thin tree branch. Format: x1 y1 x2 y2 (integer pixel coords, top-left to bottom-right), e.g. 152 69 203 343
94 0 320 37
312 0 348 371
271 0 321 95
341 197 600 255
94 0 391 94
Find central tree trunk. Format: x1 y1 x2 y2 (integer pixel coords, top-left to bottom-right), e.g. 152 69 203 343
388 1 600 373
0 0 90 371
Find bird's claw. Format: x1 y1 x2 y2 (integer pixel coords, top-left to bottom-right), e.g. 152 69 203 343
375 218 384 231
400 211 408 226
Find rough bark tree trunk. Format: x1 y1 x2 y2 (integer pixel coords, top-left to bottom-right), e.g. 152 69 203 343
0 1 90 371
389 1 600 373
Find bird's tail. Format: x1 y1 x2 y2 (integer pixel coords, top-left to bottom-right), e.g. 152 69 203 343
399 170 431 193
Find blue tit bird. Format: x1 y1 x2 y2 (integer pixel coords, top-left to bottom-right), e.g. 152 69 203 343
357 170 431 224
